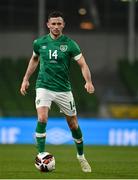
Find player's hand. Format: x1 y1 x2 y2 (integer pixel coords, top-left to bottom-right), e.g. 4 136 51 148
20 79 30 96
84 82 95 94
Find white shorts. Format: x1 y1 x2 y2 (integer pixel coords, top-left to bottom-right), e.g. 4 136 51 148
35 88 77 116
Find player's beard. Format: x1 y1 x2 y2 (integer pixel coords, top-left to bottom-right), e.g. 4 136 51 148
51 29 62 38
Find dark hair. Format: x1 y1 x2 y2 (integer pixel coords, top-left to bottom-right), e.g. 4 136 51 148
48 11 65 21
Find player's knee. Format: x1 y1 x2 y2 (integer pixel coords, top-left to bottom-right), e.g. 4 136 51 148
68 120 78 130
70 124 78 130
38 114 48 123
66 115 78 130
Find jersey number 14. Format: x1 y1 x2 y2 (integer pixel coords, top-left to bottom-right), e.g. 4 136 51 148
49 50 58 59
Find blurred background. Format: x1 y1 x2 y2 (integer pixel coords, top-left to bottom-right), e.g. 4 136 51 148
0 0 138 145
0 0 138 118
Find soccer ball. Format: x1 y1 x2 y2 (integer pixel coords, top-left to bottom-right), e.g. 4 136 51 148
35 152 55 172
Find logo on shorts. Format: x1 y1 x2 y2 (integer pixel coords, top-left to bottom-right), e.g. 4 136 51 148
60 45 68 52
36 99 40 105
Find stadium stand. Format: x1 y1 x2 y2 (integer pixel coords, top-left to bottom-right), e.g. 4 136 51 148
118 59 138 96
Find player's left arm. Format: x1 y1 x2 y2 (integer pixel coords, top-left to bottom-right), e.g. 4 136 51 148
77 55 95 94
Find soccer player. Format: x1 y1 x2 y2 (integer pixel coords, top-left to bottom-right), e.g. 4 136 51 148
20 11 94 172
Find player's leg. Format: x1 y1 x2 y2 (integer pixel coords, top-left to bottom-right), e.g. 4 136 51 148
66 115 91 172
65 115 83 155
55 91 84 155
35 88 54 154
35 107 49 153
55 91 91 172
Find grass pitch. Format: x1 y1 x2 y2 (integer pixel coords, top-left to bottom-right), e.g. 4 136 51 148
0 144 138 179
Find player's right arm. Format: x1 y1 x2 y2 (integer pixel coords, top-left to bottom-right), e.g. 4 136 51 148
20 54 39 96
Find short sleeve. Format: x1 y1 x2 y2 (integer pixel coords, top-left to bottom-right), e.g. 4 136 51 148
69 40 82 61
33 39 40 56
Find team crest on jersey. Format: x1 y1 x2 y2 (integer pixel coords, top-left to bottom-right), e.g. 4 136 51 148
60 45 68 52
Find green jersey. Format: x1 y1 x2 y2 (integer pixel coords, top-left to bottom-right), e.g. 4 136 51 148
33 34 82 92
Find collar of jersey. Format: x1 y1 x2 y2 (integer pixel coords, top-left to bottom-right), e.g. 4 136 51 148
48 33 64 41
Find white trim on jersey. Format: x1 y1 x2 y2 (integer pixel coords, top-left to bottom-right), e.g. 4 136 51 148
74 53 82 61
33 51 39 57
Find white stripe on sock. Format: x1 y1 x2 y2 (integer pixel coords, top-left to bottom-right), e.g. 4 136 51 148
35 132 46 138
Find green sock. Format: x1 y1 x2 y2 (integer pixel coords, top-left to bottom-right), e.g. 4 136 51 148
71 126 84 155
35 121 46 153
